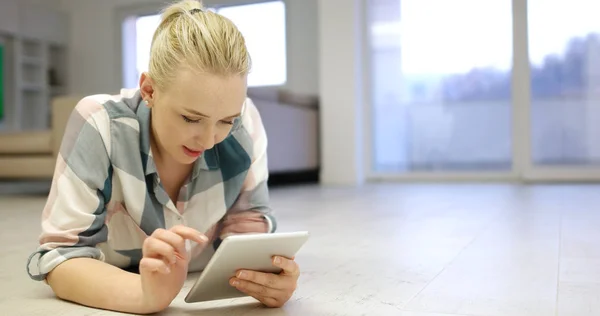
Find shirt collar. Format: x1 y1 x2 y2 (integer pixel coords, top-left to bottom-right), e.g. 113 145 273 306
194 149 220 175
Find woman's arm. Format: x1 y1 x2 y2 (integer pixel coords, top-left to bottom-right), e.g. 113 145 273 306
46 258 155 314
26 98 167 314
27 97 112 282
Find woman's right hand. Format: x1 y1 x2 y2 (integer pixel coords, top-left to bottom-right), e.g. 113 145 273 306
139 225 209 312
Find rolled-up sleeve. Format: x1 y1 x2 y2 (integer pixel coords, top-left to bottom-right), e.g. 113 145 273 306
225 98 277 234
26 97 113 281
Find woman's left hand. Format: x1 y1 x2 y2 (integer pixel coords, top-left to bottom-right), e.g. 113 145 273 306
229 256 299 308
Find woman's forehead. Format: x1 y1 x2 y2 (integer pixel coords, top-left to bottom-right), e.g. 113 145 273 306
164 70 247 114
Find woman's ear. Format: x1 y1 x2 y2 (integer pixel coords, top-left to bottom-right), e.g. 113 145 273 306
139 72 156 107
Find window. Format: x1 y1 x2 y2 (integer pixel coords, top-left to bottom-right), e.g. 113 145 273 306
123 1 286 89
134 14 161 85
218 1 286 87
368 0 513 172
528 0 600 166
366 0 600 180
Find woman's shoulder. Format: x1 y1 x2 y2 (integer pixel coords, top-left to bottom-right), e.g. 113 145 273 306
63 89 146 156
73 88 143 119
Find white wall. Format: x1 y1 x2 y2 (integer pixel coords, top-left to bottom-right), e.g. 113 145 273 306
0 0 67 41
318 0 366 186
19 0 64 9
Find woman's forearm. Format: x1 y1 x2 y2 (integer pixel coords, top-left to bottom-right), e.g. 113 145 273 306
46 258 161 314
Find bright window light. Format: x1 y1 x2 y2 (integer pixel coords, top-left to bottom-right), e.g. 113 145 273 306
217 1 287 86
126 1 286 88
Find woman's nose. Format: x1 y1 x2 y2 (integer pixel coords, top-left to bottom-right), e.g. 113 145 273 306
195 126 216 150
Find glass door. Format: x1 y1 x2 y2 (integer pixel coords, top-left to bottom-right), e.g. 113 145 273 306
523 0 600 181
366 0 515 179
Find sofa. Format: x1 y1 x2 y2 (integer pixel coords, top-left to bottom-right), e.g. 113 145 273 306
0 96 81 179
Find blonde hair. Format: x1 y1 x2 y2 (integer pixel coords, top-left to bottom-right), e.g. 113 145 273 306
148 0 251 89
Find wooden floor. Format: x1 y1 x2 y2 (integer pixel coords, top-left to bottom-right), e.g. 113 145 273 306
3 183 600 315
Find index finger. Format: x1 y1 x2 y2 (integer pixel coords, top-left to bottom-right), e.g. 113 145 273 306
170 225 209 246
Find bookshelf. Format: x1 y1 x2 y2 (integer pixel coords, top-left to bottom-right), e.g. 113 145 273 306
0 2 68 132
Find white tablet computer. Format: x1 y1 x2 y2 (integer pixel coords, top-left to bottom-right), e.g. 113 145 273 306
184 231 310 303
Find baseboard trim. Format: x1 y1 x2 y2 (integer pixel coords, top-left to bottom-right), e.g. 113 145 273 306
268 169 319 187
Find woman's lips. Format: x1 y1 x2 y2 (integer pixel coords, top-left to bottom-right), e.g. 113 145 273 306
183 146 203 158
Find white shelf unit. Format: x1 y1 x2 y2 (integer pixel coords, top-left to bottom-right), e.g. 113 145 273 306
0 1 68 132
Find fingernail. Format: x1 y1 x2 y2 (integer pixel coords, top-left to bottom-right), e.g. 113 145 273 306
274 256 281 264
200 235 208 242
165 266 171 274
238 271 246 279
171 256 177 264
231 279 239 286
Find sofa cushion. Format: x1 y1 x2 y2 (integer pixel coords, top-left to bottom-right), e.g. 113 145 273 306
0 131 53 154
52 96 82 155
0 156 55 178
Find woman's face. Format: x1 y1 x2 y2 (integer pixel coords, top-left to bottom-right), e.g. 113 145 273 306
139 69 247 165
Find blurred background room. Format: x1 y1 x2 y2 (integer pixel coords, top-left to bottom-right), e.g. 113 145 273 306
1 0 600 315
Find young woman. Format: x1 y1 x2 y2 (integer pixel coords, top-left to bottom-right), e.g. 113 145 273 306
25 0 299 314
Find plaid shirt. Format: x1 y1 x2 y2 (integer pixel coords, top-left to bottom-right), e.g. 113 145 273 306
27 89 276 281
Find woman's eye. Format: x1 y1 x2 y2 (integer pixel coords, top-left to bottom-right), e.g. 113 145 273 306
221 120 235 125
182 115 200 123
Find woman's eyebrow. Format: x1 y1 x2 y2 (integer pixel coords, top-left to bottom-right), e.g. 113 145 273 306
183 108 241 119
